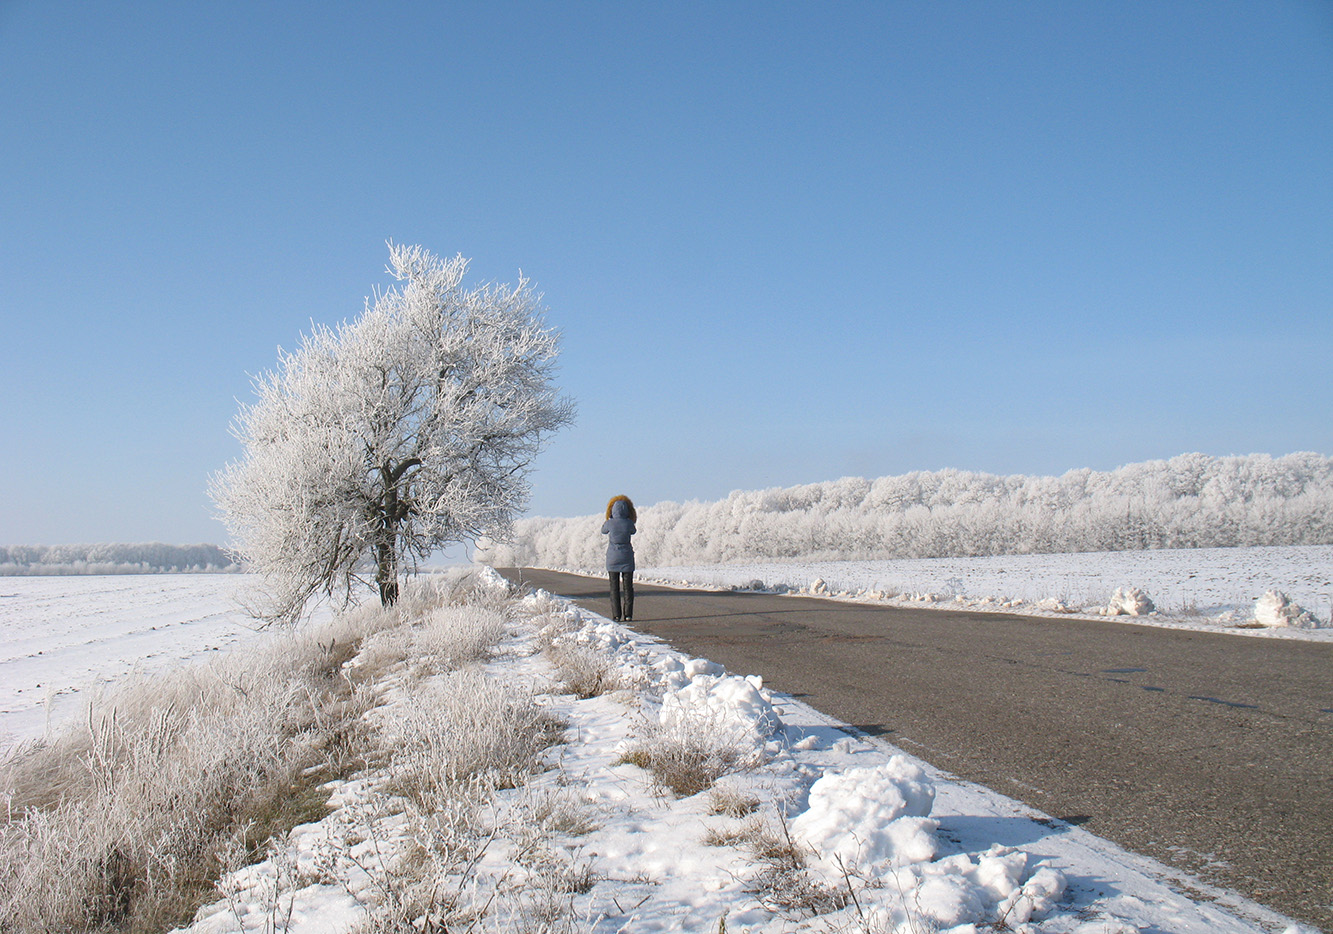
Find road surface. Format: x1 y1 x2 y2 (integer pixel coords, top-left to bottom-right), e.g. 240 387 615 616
498 567 1333 931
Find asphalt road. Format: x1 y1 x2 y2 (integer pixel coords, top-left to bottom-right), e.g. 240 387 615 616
498 567 1333 932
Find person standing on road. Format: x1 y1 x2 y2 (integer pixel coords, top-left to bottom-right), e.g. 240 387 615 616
602 495 636 621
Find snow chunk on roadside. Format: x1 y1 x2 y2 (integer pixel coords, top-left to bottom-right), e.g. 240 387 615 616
790 756 938 876
1254 590 1324 628
1103 587 1155 616
889 846 1067 929
659 672 781 751
790 760 1070 928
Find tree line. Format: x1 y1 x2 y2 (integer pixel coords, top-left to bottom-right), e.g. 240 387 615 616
0 543 238 575
479 452 1333 569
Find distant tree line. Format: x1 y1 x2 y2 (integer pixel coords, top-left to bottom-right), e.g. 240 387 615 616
478 452 1333 569
0 543 238 575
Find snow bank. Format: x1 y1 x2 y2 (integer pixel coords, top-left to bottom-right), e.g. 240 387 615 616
901 846 1067 928
789 758 1067 929
1254 591 1325 628
791 756 938 875
542 597 1083 931
1102 586 1156 616
541 606 784 755
659 672 781 752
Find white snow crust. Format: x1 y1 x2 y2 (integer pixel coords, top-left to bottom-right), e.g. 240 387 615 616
0 574 331 745
637 545 1333 639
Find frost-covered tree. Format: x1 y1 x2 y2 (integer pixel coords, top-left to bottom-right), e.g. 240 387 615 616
478 452 1333 569
211 244 575 622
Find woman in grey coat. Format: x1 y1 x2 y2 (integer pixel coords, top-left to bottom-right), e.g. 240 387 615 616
602 495 637 621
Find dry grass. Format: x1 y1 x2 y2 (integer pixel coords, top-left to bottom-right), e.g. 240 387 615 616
527 787 600 837
383 669 567 810
615 731 746 798
0 628 377 934
544 643 627 699
708 785 761 818
743 811 852 920
0 568 515 934
702 814 768 848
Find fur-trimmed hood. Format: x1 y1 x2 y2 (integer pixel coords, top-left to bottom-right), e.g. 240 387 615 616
606 495 636 521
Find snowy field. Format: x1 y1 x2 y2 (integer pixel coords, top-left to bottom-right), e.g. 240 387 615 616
641 545 1333 640
0 574 331 746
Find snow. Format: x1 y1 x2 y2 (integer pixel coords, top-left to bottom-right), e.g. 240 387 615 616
1103 586 1155 617
789 756 939 875
1253 591 1322 629
173 582 1310 934
0 574 333 745
638 544 1333 640
659 672 781 752
2 567 1320 933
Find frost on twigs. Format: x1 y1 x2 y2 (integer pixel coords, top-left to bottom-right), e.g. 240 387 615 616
210 243 574 624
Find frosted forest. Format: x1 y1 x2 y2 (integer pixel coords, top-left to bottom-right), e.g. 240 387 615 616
0 542 236 575
479 452 1333 569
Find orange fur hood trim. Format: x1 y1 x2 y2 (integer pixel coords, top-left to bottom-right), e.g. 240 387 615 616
606 495 637 521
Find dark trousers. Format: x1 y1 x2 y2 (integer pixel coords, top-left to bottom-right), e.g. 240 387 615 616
609 571 634 621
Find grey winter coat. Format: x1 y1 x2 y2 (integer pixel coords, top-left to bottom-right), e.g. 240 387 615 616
602 500 636 572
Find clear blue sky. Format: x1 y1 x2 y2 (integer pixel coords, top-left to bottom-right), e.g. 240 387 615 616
2 1 1330 546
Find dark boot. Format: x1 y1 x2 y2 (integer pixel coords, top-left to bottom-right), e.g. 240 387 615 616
623 578 634 621
609 574 623 621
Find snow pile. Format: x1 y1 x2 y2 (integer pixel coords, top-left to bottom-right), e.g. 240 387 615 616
1254 591 1325 628
658 670 781 752
791 756 938 875
651 654 725 690
1036 596 1071 612
560 617 638 655
543 605 784 753
899 846 1067 929
1102 586 1156 616
790 759 1068 929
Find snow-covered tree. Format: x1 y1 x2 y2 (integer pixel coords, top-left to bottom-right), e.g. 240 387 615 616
211 244 575 623
477 452 1333 569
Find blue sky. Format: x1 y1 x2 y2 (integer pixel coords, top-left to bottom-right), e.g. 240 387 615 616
2 1 1330 546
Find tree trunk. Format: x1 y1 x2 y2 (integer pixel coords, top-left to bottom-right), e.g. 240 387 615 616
374 459 419 607
375 532 398 606
376 471 401 606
